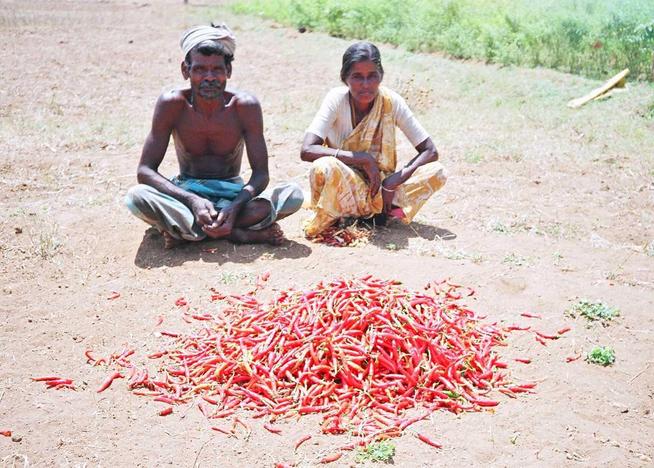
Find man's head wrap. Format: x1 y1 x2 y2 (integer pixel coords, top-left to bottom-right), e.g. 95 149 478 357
180 22 236 59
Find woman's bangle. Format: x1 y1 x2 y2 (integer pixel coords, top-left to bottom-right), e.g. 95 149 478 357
381 185 395 193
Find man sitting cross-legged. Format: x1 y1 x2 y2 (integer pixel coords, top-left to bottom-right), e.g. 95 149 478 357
125 22 303 249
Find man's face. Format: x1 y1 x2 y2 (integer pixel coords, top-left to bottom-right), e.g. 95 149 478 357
183 52 231 100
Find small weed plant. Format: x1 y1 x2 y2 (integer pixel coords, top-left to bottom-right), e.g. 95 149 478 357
568 300 619 324
356 440 396 463
586 346 616 366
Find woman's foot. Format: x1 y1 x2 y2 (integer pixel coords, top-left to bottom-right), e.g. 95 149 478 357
229 223 286 246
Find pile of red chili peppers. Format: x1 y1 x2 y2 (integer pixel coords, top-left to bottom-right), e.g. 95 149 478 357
308 224 372 247
95 276 535 447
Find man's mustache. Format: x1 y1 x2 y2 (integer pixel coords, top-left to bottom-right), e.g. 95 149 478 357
200 81 220 89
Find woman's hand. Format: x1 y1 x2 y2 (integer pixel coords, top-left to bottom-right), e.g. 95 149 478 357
351 151 381 196
381 173 402 214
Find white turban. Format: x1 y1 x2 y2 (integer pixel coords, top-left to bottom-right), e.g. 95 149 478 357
180 22 236 58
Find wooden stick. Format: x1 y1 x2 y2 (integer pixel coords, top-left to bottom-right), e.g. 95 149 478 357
628 362 653 383
567 68 629 109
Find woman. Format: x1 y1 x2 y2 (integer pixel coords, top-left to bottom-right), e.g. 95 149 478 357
300 41 447 237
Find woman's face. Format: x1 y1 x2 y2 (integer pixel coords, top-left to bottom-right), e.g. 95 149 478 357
345 60 382 106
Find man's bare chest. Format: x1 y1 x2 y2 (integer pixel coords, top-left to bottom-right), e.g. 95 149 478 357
175 109 243 157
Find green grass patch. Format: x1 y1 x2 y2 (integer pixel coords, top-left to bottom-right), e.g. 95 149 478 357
355 440 396 463
232 0 654 81
502 252 531 266
568 300 620 323
216 271 252 285
586 346 616 366
645 101 654 119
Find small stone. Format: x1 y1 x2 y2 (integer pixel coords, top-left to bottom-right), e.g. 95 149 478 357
11 435 22 442
14 227 22 234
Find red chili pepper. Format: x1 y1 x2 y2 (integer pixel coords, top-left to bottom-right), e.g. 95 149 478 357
97 371 123 393
565 354 582 363
535 331 559 340
294 434 312 450
517 383 537 389
0 431 12 437
416 433 442 448
174 297 187 307
557 326 571 335
472 398 499 407
514 358 531 364
45 379 73 387
520 312 542 319
159 407 173 416
154 396 176 405
319 452 342 464
263 423 282 434
84 350 96 363
210 426 233 436
107 291 120 300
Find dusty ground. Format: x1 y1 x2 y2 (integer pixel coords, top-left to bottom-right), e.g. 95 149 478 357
1 0 654 466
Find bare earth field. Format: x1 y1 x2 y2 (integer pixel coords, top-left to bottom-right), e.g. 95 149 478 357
1 1 653 466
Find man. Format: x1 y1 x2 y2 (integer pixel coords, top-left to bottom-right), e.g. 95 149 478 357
125 22 303 249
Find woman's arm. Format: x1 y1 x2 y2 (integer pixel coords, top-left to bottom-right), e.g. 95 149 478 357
381 137 439 213
382 137 438 189
301 132 381 196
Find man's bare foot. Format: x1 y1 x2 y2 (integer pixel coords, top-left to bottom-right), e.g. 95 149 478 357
229 223 286 246
162 231 186 249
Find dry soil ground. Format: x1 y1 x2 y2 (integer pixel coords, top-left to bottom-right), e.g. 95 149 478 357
1 0 654 467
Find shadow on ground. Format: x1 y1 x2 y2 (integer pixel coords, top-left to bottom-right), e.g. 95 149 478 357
133 228 312 268
370 220 457 250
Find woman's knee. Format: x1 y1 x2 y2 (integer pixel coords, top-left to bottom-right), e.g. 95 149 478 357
423 162 448 186
310 156 341 175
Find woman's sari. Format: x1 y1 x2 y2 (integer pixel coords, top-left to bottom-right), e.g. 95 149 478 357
304 88 446 237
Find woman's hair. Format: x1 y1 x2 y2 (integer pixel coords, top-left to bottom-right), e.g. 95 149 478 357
340 41 384 83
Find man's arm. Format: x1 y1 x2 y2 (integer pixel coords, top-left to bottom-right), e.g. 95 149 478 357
237 94 270 202
137 92 217 226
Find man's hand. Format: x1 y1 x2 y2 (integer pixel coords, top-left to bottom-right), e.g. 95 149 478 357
352 152 381 196
189 197 218 227
201 203 240 238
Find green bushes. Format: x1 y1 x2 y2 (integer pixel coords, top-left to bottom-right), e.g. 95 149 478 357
232 0 654 80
